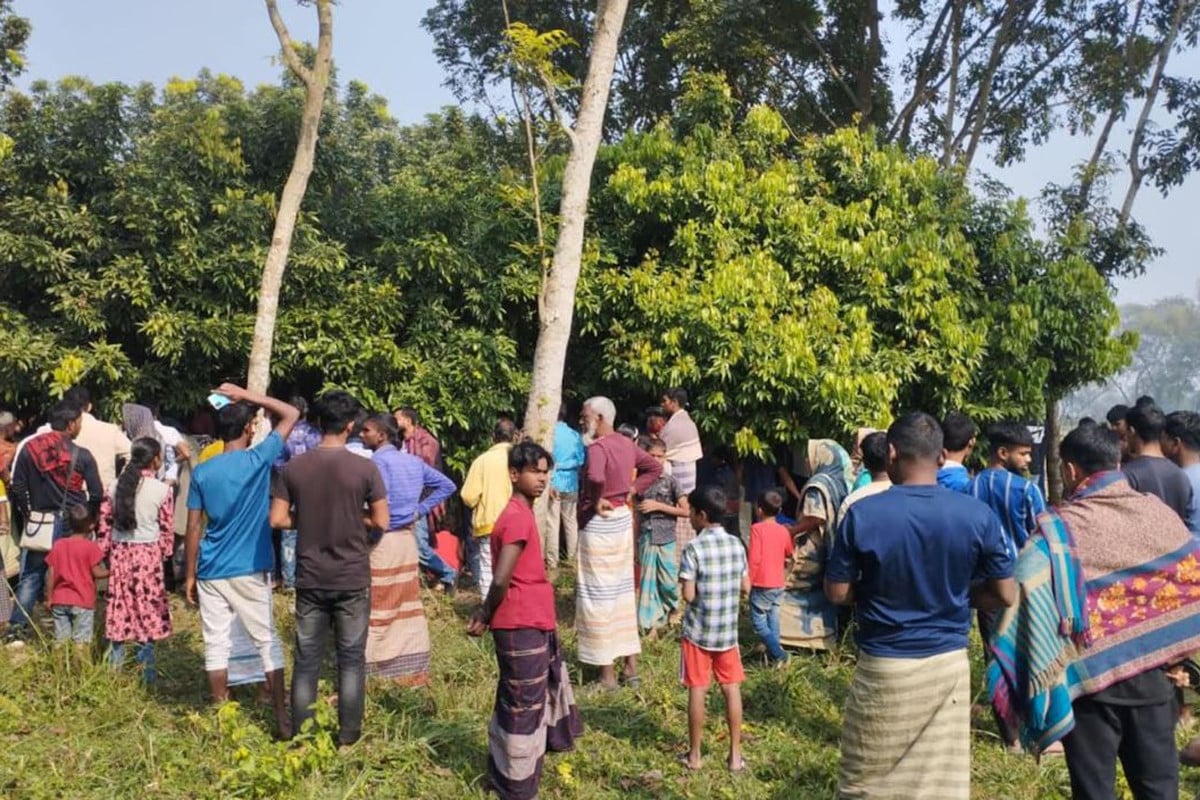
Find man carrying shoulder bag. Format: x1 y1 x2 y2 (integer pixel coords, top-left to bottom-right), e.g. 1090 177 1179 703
7 401 103 641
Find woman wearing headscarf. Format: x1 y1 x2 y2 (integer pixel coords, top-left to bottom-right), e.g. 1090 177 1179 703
780 439 853 652
122 403 177 483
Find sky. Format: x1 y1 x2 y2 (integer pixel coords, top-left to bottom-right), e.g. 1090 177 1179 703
12 0 1199 307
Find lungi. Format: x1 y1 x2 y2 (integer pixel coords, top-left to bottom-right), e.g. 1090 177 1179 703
487 628 583 800
365 528 431 685
838 648 971 799
636 535 678 632
575 507 640 665
779 587 837 651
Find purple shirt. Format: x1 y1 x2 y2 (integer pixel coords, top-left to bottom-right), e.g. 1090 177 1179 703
579 433 662 527
371 443 455 530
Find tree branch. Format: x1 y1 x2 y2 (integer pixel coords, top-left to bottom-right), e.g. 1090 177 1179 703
887 0 953 145
798 19 862 114
265 0 313 86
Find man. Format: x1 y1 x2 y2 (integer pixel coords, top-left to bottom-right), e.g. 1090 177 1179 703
1121 399 1193 523
544 403 586 569
0 410 19 482
969 422 1047 557
643 406 667 440
987 424 1200 798
62 386 131 492
576 396 662 690
394 407 456 588
361 414 457 592
1107 403 1131 459
659 388 701 493
1163 410 1200 534
270 392 389 746
936 411 976 492
839 431 890 517
185 384 298 738
826 412 1014 799
7 401 104 638
461 419 518 596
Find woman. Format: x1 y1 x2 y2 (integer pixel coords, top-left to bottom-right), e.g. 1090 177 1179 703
98 437 174 682
780 439 853 652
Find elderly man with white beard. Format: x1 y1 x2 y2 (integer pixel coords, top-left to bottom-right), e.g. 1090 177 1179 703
574 397 662 690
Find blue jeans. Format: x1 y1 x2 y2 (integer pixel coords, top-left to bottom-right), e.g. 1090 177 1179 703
292 587 370 746
52 606 94 644
279 530 298 589
413 516 456 587
110 640 157 683
749 587 788 662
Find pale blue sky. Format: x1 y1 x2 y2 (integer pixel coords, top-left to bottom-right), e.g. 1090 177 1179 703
13 0 1198 305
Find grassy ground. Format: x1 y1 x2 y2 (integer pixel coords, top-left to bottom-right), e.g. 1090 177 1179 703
1 575 1197 799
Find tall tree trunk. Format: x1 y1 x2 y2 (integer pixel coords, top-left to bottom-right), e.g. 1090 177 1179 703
1118 0 1192 227
941 0 963 169
857 0 881 130
521 0 630 448
1045 396 1063 504
247 0 333 394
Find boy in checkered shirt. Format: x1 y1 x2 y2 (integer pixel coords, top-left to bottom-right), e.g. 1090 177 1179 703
678 485 749 772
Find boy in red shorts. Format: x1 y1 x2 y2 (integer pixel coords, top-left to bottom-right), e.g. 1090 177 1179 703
678 485 749 772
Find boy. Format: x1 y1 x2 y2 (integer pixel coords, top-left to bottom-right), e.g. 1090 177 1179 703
969 422 1047 557
45 504 108 646
937 411 976 492
468 441 582 800
748 489 793 664
636 439 687 635
678 485 749 772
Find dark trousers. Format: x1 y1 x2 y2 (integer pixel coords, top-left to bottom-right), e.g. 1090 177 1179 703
291 587 370 745
1062 696 1179 800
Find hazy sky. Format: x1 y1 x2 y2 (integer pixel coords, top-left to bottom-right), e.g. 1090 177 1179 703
13 0 1199 306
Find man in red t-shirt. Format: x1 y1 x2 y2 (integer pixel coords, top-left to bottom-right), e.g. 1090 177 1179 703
467 441 583 800
748 489 794 664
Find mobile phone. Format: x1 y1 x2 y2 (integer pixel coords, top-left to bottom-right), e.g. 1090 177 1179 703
207 392 231 410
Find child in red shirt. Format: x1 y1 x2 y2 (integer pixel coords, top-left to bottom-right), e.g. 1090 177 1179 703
748 489 794 664
467 442 582 800
45 504 108 646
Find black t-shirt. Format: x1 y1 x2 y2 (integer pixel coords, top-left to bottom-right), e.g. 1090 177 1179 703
1122 456 1194 524
273 448 387 591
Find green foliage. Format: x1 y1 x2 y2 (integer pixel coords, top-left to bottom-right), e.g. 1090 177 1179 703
0 0 29 92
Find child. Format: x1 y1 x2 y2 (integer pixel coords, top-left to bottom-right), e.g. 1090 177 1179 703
748 489 794 664
98 437 175 683
468 441 583 800
678 485 749 772
45 504 108 647
636 439 688 635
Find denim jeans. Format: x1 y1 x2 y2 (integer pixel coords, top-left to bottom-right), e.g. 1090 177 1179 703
279 530 298 590
749 587 788 662
292 587 370 745
110 640 157 683
459 507 480 588
413 516 456 587
52 605 94 644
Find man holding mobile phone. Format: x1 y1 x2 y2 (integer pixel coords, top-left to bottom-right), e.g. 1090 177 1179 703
184 384 298 739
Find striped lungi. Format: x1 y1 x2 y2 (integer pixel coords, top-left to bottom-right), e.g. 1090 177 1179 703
365 528 431 685
838 648 970 799
636 535 678 633
576 507 640 665
487 628 583 800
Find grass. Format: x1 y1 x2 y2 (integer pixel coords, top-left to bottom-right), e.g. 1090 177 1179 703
1 574 1197 799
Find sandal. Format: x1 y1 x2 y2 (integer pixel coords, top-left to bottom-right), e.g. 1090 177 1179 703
676 752 702 771
728 756 747 773
621 673 642 689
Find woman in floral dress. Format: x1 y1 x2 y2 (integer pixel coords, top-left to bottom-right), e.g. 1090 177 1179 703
98 437 174 683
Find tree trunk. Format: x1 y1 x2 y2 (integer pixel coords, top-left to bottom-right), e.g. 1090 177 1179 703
247 0 334 394
857 0 881 130
941 0 963 169
1045 396 1063 504
521 0 631 448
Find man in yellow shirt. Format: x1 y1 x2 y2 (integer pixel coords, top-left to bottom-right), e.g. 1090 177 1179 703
461 419 517 596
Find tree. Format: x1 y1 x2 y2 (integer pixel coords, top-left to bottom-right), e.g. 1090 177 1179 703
246 0 333 394
520 0 631 448
0 0 28 92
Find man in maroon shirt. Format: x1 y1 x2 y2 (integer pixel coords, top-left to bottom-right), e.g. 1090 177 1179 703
576 396 662 689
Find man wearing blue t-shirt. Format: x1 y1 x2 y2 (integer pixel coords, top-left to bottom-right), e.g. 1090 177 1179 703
185 384 299 738
826 412 1015 799
936 411 976 492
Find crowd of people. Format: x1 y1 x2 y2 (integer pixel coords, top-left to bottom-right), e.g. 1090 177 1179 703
2 383 1200 799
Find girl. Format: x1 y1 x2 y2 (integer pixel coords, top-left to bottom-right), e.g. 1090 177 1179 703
98 437 174 682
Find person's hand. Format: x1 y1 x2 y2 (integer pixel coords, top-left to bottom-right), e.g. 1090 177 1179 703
596 498 615 518
637 499 659 515
175 441 191 462
185 576 198 606
213 383 250 403
466 608 489 637
548 487 559 501
1166 665 1191 689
